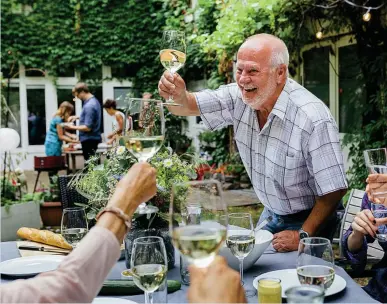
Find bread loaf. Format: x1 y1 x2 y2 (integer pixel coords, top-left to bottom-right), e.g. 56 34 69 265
17 227 72 250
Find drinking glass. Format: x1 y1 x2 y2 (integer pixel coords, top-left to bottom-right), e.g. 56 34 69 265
257 278 281 304
170 180 227 268
61 207 88 248
160 30 186 105
297 237 335 290
373 209 387 242
131 236 168 304
364 148 387 200
285 285 325 303
226 213 255 297
121 98 165 163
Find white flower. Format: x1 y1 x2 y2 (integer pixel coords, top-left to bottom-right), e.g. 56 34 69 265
15 167 24 175
163 158 173 168
116 146 126 155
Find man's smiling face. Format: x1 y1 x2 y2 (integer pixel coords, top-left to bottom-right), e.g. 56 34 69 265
235 45 278 110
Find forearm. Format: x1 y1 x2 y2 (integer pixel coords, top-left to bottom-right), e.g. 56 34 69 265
302 190 345 235
347 230 366 253
0 226 120 303
167 91 200 116
59 135 77 143
72 125 91 132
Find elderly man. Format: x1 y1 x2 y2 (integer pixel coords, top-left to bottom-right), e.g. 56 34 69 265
159 33 348 252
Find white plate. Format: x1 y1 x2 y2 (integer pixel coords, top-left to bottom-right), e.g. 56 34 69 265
92 298 137 304
253 269 346 298
0 255 65 277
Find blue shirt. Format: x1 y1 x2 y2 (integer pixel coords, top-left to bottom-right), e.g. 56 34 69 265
79 96 101 142
342 194 387 303
45 116 63 144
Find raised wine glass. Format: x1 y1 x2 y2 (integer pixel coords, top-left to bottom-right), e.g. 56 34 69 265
297 237 335 290
120 97 164 214
61 207 88 248
160 30 186 105
226 213 256 297
131 236 168 304
170 180 227 268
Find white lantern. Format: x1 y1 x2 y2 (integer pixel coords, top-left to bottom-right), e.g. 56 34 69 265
0 128 21 151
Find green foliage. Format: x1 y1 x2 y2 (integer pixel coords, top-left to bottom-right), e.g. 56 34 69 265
199 128 229 165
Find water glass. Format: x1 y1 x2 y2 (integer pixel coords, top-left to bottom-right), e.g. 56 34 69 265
257 278 281 304
61 207 88 248
285 285 325 303
373 209 387 242
297 237 335 290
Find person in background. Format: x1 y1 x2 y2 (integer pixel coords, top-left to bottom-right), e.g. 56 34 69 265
0 162 157 303
44 101 78 156
67 82 102 161
103 98 131 145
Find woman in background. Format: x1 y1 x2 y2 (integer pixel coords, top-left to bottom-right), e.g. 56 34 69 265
44 101 78 156
103 98 131 144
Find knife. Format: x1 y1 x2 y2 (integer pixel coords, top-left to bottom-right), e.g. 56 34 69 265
18 245 70 254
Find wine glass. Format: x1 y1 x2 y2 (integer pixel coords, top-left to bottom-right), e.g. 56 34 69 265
122 98 165 162
297 237 335 290
131 236 168 304
170 180 228 268
61 207 88 248
364 148 387 200
160 30 186 105
226 213 255 297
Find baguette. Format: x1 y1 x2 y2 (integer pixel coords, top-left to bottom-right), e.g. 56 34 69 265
17 227 72 250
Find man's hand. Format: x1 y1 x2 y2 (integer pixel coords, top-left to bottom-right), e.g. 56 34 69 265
366 174 387 205
158 71 187 104
272 230 299 252
188 256 247 303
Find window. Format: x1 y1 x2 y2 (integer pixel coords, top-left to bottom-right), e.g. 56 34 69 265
114 87 138 109
80 67 102 80
1 63 19 78
303 47 330 107
57 88 75 109
56 66 76 77
26 88 46 145
338 44 364 133
1 87 21 146
25 68 45 77
111 64 139 78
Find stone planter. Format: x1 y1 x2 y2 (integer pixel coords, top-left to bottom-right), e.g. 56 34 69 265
1 201 41 241
40 202 62 227
124 228 175 270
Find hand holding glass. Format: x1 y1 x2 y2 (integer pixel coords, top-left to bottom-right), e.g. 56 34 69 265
364 148 387 200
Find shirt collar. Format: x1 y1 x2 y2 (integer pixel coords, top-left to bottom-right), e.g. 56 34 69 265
269 78 291 121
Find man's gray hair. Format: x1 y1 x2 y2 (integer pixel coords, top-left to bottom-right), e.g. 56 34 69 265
271 48 289 67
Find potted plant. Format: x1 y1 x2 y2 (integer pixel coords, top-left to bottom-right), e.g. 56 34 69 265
70 146 199 269
1 167 41 241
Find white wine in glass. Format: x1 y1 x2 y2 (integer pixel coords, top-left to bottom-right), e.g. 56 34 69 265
61 207 88 248
131 236 168 304
160 30 186 105
121 98 165 162
170 180 228 268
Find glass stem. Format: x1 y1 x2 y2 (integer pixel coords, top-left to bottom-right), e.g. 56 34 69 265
138 157 148 163
169 70 174 101
239 258 244 285
145 291 154 304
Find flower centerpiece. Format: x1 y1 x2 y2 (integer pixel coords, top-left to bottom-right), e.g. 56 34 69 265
70 145 199 268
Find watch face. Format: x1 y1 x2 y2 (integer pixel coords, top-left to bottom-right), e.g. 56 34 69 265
300 232 308 239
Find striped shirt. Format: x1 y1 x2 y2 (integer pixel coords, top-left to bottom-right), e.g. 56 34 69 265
195 78 347 215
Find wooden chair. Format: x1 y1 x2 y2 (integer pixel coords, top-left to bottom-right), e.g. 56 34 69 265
336 189 385 277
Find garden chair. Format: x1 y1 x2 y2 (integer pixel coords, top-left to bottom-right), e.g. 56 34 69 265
336 189 384 277
58 175 88 210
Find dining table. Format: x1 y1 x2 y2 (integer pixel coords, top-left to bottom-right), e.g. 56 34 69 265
0 242 378 303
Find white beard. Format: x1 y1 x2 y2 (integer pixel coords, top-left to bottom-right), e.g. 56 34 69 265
241 75 277 110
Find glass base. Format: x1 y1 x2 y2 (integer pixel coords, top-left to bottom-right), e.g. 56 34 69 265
241 281 256 298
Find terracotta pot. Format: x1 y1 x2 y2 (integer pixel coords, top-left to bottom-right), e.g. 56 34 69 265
40 202 62 227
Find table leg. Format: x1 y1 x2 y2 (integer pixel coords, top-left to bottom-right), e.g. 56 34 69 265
71 154 76 174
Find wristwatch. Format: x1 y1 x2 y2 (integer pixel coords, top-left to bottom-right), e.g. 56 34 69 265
299 228 310 240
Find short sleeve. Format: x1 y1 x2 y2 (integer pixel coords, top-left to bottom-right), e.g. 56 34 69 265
194 84 237 130
306 120 348 196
